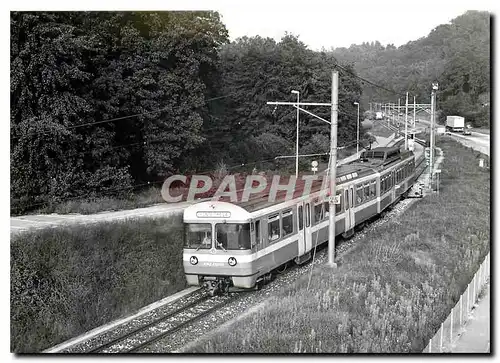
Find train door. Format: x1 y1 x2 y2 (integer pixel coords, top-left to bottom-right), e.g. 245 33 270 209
297 203 305 256
393 170 399 200
297 202 312 257
304 202 312 253
344 184 355 232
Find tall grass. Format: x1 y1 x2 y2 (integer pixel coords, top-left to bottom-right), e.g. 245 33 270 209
31 186 166 215
187 138 490 353
10 215 186 353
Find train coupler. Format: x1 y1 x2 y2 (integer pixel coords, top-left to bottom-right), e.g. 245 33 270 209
202 278 231 296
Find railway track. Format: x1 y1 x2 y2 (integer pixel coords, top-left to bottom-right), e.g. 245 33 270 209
57 290 237 353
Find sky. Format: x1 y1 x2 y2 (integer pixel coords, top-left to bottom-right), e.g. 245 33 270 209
6 0 498 50
214 0 496 50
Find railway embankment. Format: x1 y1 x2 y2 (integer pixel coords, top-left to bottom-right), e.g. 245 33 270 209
184 137 489 353
10 215 187 353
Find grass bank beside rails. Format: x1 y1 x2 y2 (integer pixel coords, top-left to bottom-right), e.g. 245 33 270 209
473 128 490 135
10 215 186 353
32 187 166 215
187 138 490 353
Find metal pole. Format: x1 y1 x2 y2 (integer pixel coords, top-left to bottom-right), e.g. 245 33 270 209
405 92 409 150
440 323 443 352
430 89 435 189
355 102 360 155
357 103 359 155
479 263 483 287
327 70 338 268
450 308 453 347
466 284 470 318
398 98 401 126
472 274 476 306
459 295 462 327
293 91 300 178
413 95 416 128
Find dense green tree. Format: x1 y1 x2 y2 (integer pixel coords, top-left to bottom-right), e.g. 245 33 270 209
214 34 364 167
10 11 228 213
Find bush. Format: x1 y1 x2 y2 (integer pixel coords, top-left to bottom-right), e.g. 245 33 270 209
11 215 186 352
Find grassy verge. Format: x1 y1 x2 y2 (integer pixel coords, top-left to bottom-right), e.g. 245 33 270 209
32 186 166 215
10 215 186 353
186 138 490 353
473 128 490 135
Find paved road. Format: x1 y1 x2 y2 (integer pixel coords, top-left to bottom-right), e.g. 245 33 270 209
416 119 490 156
11 135 396 235
10 202 199 235
453 284 490 353
447 132 490 157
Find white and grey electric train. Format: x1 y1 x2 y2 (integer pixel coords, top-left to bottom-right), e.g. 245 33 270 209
183 146 416 295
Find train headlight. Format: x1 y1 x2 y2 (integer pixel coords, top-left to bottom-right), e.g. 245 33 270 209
228 257 237 267
190 256 198 265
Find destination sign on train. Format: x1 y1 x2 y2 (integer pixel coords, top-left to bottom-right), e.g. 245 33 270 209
196 211 231 218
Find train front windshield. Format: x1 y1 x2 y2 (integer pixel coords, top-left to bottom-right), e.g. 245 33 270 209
184 223 212 249
216 223 251 250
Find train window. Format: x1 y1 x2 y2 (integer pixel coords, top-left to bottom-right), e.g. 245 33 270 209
364 184 370 199
184 223 212 249
255 220 261 245
350 189 354 207
356 186 363 205
381 177 386 193
314 203 324 223
370 181 376 197
216 223 251 250
268 214 280 242
335 191 342 214
298 206 303 230
324 202 330 218
306 203 311 227
282 210 293 236
345 190 349 209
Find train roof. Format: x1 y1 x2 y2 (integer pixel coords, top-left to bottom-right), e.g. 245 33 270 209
235 147 414 213
237 161 378 213
186 147 415 217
